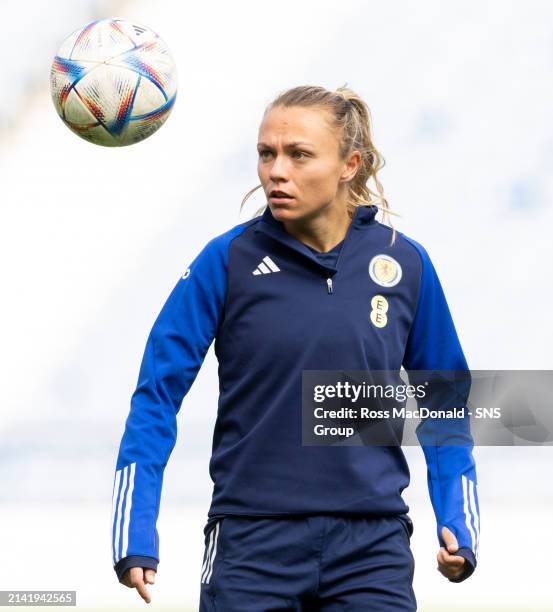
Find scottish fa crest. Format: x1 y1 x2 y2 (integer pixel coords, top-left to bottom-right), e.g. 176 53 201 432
368 255 402 288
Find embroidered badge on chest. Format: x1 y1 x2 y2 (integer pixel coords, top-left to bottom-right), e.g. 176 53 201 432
368 255 402 287
370 294 388 328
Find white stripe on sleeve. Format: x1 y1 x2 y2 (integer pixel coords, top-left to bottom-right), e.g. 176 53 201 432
121 462 136 560
114 465 128 563
467 477 480 559
462 474 477 556
111 469 122 565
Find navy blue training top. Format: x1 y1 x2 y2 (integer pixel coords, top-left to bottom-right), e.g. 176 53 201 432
111 204 480 583
305 238 344 268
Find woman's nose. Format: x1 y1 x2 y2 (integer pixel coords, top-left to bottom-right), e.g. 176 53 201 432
269 154 289 182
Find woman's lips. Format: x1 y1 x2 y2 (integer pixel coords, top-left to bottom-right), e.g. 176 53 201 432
269 195 294 203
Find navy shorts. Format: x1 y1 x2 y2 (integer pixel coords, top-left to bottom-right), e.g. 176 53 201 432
199 514 416 611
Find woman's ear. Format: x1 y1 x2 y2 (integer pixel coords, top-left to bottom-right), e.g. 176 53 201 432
339 150 362 183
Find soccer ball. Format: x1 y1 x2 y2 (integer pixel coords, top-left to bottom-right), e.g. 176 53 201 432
50 18 177 147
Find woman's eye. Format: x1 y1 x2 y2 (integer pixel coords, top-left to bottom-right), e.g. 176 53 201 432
258 150 307 160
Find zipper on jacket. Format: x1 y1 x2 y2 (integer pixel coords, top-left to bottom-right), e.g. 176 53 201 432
256 207 366 296
322 209 360 295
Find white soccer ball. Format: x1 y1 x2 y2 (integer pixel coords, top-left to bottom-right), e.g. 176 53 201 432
50 18 177 147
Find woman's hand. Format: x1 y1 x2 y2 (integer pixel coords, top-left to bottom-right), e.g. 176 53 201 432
437 526 466 581
121 567 156 603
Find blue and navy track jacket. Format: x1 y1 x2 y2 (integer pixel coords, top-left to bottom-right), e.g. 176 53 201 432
111 204 480 582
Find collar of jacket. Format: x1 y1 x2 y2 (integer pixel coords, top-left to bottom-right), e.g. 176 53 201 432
254 204 379 273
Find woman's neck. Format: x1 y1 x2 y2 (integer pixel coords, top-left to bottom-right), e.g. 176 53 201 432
281 203 353 253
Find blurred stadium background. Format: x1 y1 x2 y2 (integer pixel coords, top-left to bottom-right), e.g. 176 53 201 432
1 0 552 610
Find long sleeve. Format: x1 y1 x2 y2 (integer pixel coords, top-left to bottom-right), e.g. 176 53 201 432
401 236 480 583
110 232 232 581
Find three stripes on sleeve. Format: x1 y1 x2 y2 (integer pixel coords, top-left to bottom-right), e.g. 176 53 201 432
111 462 136 565
110 463 221 585
462 474 480 560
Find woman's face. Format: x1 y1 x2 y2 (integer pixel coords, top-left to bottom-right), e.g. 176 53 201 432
257 105 359 223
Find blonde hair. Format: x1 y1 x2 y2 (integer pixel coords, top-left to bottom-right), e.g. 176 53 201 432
240 83 400 245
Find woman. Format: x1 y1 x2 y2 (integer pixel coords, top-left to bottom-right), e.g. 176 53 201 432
111 85 480 610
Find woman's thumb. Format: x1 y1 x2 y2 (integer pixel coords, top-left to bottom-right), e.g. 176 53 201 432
441 526 459 553
144 569 156 584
